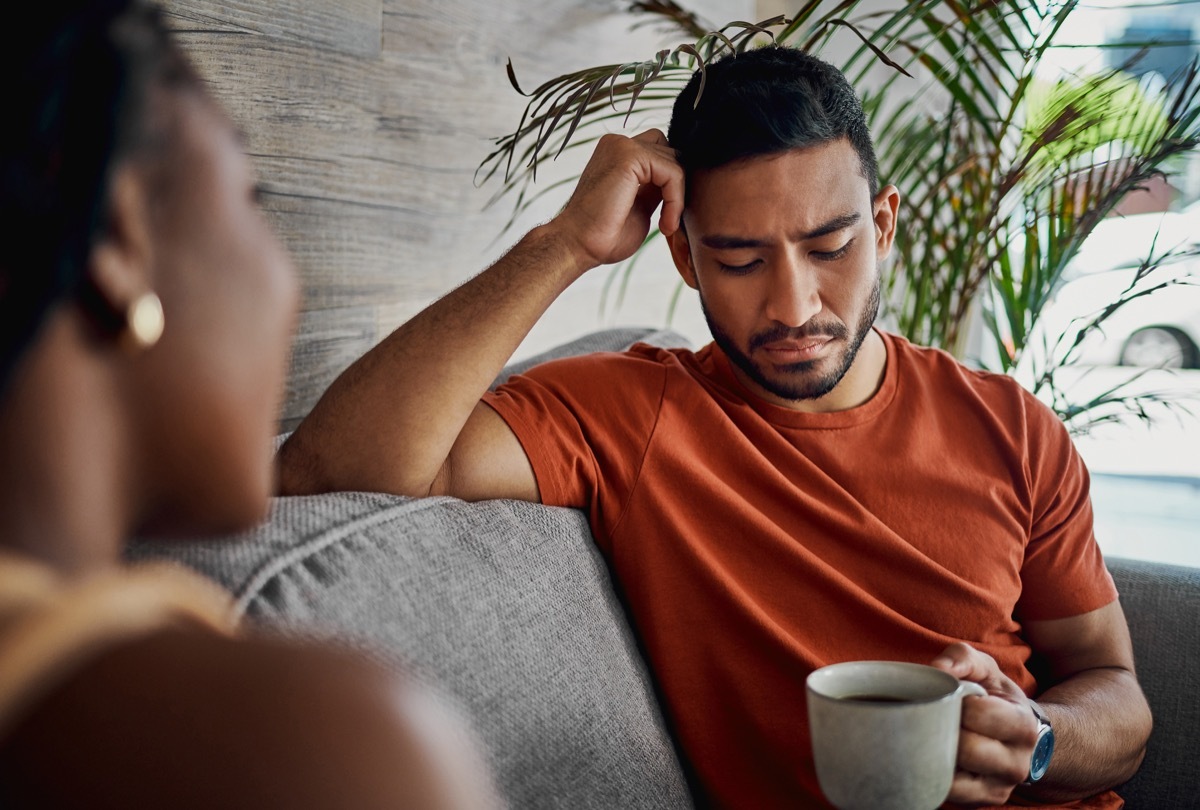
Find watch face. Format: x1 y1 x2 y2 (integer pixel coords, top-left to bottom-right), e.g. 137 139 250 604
1030 725 1055 782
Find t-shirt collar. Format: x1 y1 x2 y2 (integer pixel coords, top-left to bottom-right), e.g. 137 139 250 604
704 328 899 429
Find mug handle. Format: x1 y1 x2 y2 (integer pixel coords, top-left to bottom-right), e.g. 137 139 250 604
955 681 988 699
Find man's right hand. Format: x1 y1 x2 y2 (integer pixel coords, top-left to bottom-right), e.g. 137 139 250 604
547 129 685 274
278 128 686 501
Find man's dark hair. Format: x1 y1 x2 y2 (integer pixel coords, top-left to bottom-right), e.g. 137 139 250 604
0 0 200 395
667 46 879 198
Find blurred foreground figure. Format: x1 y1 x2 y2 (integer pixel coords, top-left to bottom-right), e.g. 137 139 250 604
0 3 497 807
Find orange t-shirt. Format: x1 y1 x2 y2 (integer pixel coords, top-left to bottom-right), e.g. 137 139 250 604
484 331 1120 809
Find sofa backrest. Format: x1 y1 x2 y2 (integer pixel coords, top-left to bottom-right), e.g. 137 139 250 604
132 491 694 809
1106 556 1200 808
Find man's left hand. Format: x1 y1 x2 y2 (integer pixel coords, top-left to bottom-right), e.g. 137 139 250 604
931 642 1041 807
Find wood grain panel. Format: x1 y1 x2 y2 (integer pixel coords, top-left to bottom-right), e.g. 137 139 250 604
165 0 382 58
280 305 378 433
162 0 748 427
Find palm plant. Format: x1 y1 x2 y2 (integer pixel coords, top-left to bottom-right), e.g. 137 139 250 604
1022 240 1200 433
476 0 1200 432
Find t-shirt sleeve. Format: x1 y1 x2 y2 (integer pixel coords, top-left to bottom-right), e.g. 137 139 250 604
1015 391 1119 621
481 350 667 526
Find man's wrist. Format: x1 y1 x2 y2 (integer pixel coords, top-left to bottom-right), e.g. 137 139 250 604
526 220 598 282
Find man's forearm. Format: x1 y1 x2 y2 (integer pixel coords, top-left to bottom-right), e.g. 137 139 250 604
277 130 685 498
1019 667 1150 803
278 223 585 497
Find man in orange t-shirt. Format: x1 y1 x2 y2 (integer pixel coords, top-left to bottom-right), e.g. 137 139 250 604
281 47 1152 808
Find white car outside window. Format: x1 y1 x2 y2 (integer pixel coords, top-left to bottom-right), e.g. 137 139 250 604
1039 210 1200 369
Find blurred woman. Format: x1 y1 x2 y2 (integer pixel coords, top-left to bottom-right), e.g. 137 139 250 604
0 2 496 806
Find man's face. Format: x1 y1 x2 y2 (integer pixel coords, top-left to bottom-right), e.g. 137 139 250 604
668 139 898 410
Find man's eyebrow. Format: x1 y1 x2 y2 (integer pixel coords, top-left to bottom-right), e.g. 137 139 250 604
699 212 862 250
798 212 861 240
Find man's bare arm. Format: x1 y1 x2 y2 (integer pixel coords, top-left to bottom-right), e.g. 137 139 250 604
1016 599 1150 802
933 600 1151 806
278 130 684 501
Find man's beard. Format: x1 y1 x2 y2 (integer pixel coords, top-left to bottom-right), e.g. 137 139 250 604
701 275 881 403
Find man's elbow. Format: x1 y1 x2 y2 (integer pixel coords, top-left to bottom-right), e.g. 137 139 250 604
1126 694 1153 778
276 429 334 496
1112 676 1153 786
275 428 438 499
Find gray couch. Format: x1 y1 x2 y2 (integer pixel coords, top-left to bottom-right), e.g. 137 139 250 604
132 328 1199 809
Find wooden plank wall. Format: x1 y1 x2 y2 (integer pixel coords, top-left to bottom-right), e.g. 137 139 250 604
162 0 745 431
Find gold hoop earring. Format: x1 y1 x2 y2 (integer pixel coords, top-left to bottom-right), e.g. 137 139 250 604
123 292 164 351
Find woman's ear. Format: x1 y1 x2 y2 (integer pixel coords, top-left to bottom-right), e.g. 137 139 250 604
86 165 157 325
667 224 699 290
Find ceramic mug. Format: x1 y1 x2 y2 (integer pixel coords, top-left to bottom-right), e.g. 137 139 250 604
806 661 988 810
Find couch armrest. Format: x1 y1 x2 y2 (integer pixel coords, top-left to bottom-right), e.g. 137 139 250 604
1106 556 1200 808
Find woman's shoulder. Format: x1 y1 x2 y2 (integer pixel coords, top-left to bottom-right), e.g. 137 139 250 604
0 554 497 808
0 553 239 737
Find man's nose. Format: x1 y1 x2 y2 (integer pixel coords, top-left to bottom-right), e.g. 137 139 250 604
763 252 822 328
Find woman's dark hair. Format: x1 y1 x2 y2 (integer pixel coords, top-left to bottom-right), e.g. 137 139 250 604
0 0 198 395
667 46 879 198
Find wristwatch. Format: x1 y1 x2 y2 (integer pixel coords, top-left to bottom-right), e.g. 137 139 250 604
1024 700 1056 784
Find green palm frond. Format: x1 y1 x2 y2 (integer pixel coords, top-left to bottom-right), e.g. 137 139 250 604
477 14 793 190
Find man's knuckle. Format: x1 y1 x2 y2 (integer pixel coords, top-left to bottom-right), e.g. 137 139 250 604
947 641 974 657
983 791 1007 807
1002 760 1029 785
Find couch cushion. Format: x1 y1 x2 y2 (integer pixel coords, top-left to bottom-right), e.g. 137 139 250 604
1107 556 1200 809
131 327 695 809
130 493 693 809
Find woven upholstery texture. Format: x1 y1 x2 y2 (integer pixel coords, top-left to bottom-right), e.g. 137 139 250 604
1107 556 1200 809
133 492 693 809
131 328 695 809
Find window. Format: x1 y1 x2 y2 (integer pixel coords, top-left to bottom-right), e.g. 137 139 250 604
1038 0 1200 568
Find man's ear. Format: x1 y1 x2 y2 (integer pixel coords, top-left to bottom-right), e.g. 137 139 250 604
667 224 699 291
86 165 157 326
872 184 900 261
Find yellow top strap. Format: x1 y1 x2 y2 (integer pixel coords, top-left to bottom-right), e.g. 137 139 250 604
0 552 237 738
